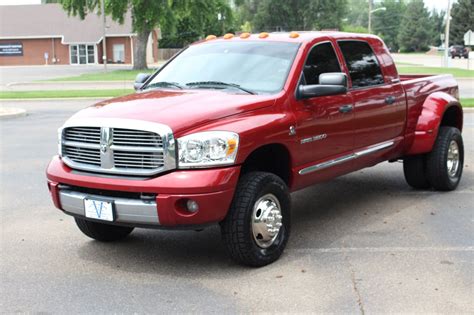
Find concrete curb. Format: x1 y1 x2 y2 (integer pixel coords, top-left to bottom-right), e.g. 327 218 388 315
463 107 474 113
0 107 27 119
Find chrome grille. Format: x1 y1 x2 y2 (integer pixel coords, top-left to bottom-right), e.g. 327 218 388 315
114 151 164 169
113 128 163 147
60 120 176 176
63 145 101 166
64 127 101 144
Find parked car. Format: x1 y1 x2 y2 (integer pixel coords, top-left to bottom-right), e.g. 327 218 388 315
47 32 464 267
449 45 469 59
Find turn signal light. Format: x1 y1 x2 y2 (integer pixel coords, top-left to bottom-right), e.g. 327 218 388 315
223 33 234 39
240 32 251 39
259 32 269 39
206 35 217 41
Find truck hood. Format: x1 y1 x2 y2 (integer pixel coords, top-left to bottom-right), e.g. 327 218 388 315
69 89 276 135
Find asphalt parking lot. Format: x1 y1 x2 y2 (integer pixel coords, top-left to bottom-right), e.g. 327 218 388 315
1 100 473 313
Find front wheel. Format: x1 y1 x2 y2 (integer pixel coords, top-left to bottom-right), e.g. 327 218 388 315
220 172 291 267
426 127 464 191
75 218 134 242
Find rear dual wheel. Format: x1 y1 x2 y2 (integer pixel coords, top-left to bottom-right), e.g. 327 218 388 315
404 127 464 191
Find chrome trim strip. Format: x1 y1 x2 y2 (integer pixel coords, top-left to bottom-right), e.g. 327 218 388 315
391 78 401 83
59 118 176 176
299 154 354 175
298 140 395 175
354 141 394 158
59 190 159 225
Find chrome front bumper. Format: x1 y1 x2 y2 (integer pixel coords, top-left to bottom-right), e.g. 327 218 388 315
59 189 159 225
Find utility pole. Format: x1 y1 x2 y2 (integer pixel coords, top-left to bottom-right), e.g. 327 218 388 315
444 0 452 68
101 0 107 71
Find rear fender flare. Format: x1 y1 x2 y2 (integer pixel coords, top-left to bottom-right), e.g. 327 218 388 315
406 92 463 155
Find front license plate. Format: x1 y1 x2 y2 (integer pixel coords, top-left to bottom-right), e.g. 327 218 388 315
84 198 114 222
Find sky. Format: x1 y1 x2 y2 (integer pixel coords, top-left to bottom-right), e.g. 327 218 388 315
0 0 455 12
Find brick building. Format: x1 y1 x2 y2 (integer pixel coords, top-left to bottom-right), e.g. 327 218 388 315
0 4 159 66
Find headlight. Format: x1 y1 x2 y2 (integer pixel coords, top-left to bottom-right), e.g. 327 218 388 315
177 131 239 168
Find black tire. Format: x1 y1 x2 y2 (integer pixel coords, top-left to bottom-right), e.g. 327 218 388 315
220 172 291 267
426 127 464 191
403 155 431 189
74 218 134 242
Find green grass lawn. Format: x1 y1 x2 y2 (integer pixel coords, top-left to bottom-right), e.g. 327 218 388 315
397 66 474 78
0 89 133 99
461 98 474 107
47 70 155 82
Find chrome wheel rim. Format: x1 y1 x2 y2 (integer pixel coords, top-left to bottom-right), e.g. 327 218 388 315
447 140 460 178
251 194 283 249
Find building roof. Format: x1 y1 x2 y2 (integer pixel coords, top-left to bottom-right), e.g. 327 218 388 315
0 4 134 44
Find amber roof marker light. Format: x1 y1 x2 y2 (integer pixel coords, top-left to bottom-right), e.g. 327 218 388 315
240 32 251 39
259 32 269 39
289 32 300 38
224 33 234 39
206 35 217 41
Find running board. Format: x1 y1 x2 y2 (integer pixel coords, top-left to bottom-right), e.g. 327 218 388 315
298 141 395 175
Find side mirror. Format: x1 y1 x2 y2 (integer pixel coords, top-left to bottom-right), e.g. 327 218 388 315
134 73 151 91
298 72 348 99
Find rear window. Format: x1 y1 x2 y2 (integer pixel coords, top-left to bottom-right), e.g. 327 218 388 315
338 41 384 88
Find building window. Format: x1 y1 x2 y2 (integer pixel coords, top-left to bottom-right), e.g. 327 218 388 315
70 44 95 65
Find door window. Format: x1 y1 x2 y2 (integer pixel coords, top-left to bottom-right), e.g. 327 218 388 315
78 45 86 64
303 42 341 85
338 41 384 88
113 44 125 63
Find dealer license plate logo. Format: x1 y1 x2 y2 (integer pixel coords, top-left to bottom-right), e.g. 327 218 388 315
84 199 114 222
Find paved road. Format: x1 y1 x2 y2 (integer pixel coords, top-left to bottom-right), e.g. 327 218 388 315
1 100 473 313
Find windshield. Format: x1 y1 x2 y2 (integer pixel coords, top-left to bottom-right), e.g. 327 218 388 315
145 41 300 94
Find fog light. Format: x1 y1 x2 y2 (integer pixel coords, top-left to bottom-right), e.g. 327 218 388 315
186 200 199 213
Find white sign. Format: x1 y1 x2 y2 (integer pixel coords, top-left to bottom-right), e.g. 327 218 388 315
464 30 474 46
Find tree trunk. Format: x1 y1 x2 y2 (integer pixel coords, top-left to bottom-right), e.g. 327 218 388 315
133 30 150 70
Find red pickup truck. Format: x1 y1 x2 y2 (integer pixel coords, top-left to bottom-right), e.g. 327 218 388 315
47 32 464 266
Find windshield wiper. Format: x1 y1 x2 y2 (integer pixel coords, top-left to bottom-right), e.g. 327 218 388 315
186 81 256 95
144 81 183 90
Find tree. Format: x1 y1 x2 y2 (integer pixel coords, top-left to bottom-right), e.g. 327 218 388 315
245 0 347 32
160 0 234 48
59 0 173 69
397 0 433 52
345 0 368 29
429 9 445 47
372 0 406 51
449 0 474 46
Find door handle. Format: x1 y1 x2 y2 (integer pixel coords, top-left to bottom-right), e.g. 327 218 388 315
385 96 396 105
339 104 353 113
